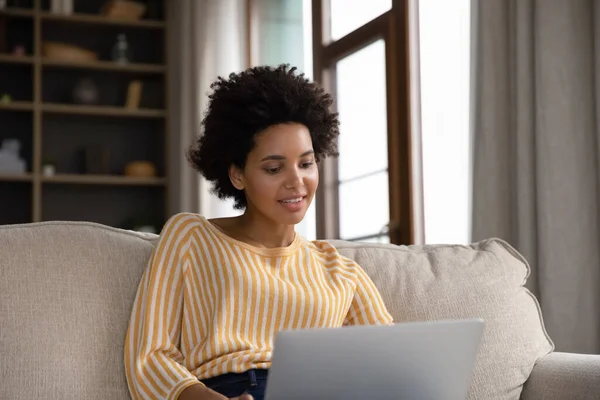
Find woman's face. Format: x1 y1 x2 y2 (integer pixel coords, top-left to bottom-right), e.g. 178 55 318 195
230 123 318 226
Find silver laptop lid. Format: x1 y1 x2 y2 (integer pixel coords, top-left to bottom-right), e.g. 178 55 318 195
265 318 484 400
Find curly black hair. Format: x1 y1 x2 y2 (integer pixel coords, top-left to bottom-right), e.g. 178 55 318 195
187 64 340 210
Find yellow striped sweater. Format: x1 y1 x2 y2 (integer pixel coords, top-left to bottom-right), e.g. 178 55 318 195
124 212 393 400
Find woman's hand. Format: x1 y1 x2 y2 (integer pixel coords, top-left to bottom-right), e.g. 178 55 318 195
230 395 254 400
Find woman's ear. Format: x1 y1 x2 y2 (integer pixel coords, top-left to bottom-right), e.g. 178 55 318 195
229 165 245 191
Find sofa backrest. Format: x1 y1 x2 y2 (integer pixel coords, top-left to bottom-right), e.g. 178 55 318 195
0 221 153 400
0 221 553 400
331 239 554 400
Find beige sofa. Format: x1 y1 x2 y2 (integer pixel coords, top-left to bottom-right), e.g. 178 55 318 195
1 220 599 400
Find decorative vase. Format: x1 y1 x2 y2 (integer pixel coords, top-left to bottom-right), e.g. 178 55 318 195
72 78 99 105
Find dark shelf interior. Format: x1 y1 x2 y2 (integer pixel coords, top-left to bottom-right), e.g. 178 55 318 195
42 68 164 108
42 184 165 230
0 181 31 225
0 62 33 101
42 114 165 175
40 0 165 21
0 12 34 55
6 1 34 9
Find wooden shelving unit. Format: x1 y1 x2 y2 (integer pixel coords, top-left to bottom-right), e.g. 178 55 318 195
0 53 34 63
41 103 166 117
0 0 169 231
0 173 34 182
42 174 166 186
41 58 165 73
0 7 35 18
39 10 165 28
0 100 34 110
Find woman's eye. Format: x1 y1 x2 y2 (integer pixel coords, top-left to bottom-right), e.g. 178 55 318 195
301 162 314 169
265 167 281 174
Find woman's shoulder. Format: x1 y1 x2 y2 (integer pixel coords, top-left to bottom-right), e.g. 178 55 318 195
305 239 358 269
158 212 210 241
162 212 204 230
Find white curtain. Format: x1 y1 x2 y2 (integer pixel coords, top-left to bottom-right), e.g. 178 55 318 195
471 0 600 354
168 0 246 218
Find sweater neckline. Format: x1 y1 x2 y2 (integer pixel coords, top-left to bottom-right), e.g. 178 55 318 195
199 216 302 257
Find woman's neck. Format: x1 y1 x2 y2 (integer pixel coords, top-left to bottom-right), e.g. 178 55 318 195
234 212 295 248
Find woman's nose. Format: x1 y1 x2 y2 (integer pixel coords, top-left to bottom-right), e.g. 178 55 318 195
284 168 303 189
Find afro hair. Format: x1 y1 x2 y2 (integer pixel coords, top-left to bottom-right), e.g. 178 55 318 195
187 64 340 210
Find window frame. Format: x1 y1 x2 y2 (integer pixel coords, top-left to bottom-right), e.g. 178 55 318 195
312 0 415 244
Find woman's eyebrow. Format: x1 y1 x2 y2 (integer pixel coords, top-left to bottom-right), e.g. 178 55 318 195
260 150 314 162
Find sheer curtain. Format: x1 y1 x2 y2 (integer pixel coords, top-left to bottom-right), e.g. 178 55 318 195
168 0 246 218
471 0 600 354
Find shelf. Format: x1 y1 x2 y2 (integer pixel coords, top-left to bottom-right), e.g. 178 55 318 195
42 174 166 186
0 8 35 18
0 101 34 111
0 173 33 182
41 58 165 73
42 103 165 118
0 54 34 64
40 11 165 29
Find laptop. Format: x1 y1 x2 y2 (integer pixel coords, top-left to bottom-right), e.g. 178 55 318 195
264 318 484 400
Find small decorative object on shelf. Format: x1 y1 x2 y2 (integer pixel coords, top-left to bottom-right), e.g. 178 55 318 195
111 33 131 64
12 44 25 56
42 41 98 62
42 158 56 176
125 80 142 109
0 93 11 104
124 160 155 177
72 78 99 105
101 0 146 21
50 0 73 15
0 139 26 174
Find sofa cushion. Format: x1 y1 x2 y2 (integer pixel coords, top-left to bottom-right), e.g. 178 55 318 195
331 238 554 400
0 221 155 400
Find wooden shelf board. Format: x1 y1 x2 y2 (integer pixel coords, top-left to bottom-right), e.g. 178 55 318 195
0 8 35 18
40 11 165 28
42 103 165 118
0 101 34 111
0 54 34 64
42 174 166 186
41 58 165 73
0 173 33 182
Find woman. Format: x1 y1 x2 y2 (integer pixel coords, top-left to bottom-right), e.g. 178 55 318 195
124 65 393 400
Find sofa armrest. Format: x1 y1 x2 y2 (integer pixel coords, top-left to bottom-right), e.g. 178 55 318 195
521 352 600 400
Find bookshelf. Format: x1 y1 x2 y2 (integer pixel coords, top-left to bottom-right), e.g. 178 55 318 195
0 0 169 232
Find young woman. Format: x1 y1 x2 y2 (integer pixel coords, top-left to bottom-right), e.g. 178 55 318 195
124 65 393 400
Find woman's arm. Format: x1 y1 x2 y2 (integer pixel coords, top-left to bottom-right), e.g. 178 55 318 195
344 261 394 326
124 214 206 400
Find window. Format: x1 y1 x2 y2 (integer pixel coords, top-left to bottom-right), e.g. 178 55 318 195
329 0 392 40
312 0 414 244
336 40 390 242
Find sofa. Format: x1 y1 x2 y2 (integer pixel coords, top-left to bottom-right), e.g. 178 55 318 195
1 220 599 400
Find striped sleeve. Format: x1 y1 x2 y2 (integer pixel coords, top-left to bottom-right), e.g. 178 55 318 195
124 213 204 400
344 261 394 326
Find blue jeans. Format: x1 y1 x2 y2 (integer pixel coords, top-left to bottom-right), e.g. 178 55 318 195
200 369 268 400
